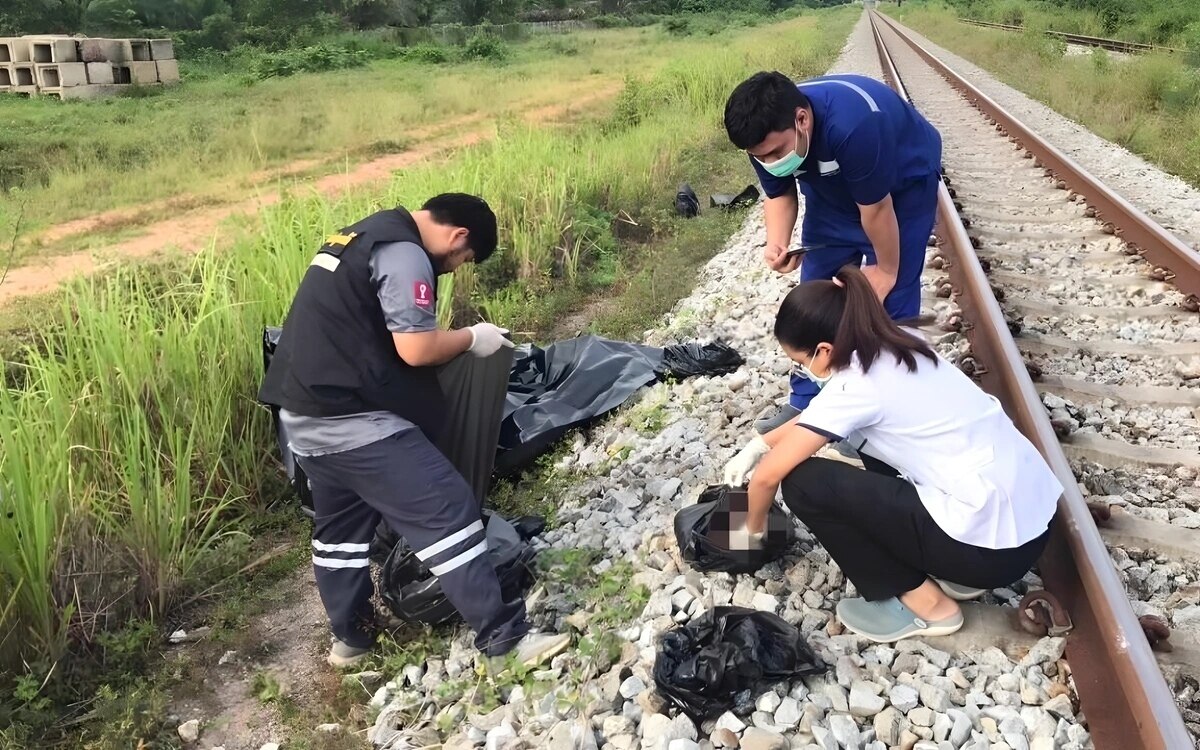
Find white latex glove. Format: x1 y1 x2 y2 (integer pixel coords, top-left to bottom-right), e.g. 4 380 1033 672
467 323 515 357
726 521 766 551
722 435 770 487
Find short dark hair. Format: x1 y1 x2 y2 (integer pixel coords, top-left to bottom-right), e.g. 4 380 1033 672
724 71 809 150
422 193 499 263
774 264 937 374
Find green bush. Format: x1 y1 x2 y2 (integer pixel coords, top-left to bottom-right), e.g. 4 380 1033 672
401 43 454 63
462 32 509 60
249 43 369 79
664 16 692 35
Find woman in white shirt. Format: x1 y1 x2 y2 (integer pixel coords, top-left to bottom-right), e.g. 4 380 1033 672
723 265 1062 642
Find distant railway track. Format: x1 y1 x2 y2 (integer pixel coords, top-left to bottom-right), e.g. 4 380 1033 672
959 18 1185 55
870 11 1200 749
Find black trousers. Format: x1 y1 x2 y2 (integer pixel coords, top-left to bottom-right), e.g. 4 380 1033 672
780 457 1049 601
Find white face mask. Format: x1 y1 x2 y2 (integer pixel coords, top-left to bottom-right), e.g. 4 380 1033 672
798 362 833 388
794 345 833 387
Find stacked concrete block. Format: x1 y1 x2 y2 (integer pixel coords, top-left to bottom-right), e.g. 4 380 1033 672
30 37 78 63
125 61 159 84
1 34 181 99
1 38 31 63
80 38 132 64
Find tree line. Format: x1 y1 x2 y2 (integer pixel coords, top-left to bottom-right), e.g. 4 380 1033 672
1 0 848 41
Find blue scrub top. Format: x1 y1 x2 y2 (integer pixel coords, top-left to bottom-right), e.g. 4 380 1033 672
751 74 942 245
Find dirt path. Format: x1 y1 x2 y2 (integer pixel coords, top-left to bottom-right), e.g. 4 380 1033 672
167 566 357 750
1 84 620 307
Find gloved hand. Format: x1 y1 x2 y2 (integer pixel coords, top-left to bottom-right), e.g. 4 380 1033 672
726 521 766 551
722 435 770 487
467 323 515 357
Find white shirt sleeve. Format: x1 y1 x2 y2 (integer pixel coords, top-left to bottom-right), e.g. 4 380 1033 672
795 371 883 442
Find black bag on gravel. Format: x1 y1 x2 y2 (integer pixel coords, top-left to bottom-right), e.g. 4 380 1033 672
659 342 744 379
496 336 743 476
381 511 538 625
675 486 794 574
654 606 824 720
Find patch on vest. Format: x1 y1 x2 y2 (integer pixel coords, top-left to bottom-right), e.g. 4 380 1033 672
310 253 341 272
413 281 433 307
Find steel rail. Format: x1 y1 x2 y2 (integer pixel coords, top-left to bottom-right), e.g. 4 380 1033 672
867 12 1193 750
959 17 1185 55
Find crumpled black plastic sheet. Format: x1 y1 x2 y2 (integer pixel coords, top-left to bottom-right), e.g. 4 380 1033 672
495 336 743 476
675 485 794 574
654 606 825 720
381 511 537 625
710 184 760 210
660 342 744 380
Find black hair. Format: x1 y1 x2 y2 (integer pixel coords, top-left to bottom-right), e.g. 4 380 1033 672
421 193 498 263
724 71 810 150
773 265 938 373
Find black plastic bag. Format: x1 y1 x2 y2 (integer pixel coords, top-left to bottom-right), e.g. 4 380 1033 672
675 183 700 218
262 327 315 516
654 606 824 720
710 184 760 210
660 342 744 379
675 486 794 574
496 336 745 476
496 336 664 476
381 512 537 625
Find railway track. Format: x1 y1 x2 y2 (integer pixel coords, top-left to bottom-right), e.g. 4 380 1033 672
957 18 1185 55
867 11 1200 749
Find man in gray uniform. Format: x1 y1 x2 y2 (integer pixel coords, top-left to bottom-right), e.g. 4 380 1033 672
260 194 569 668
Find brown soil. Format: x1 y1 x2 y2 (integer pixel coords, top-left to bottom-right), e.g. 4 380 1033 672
2 83 620 308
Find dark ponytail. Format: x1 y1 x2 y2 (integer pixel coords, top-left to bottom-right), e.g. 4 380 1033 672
773 264 937 373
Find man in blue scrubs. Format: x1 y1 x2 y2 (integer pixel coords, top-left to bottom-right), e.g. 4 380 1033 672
724 71 943 432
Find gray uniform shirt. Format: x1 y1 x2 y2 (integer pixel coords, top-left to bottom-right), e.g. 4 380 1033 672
281 241 438 457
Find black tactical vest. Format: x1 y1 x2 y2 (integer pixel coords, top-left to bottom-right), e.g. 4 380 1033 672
258 208 445 438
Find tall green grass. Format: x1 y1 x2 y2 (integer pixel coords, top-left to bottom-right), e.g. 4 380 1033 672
893 3 1200 187
0 6 853 716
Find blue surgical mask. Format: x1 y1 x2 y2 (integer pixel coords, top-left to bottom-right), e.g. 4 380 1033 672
755 126 809 178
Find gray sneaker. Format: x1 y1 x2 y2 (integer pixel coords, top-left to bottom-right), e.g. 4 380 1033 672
934 578 988 601
327 639 372 668
754 404 802 434
836 597 963 643
513 631 571 667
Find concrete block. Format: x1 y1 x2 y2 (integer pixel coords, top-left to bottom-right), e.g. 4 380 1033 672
60 83 128 101
40 62 86 87
11 64 36 87
0 66 12 87
155 59 179 84
80 38 132 63
9 86 38 97
86 61 114 85
125 61 158 85
30 37 78 63
129 39 152 61
35 63 84 88
36 64 58 89
150 38 174 60
1 38 32 63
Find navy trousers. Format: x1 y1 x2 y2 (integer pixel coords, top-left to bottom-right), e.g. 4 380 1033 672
296 429 528 655
789 175 939 410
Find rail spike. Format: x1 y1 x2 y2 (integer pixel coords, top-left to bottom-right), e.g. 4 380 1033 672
1016 590 1074 637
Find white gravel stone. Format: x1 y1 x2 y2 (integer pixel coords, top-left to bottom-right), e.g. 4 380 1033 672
890 684 920 713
